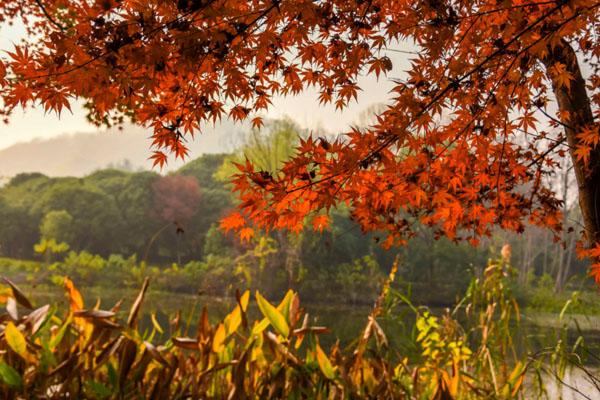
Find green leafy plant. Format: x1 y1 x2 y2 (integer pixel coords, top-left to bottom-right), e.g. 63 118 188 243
0 257 595 399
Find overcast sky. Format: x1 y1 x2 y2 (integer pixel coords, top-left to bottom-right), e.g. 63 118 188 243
0 23 413 151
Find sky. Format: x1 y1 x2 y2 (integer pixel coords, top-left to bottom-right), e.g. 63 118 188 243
0 23 413 151
0 72 402 150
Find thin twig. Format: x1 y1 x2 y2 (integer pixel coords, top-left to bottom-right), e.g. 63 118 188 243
34 0 65 31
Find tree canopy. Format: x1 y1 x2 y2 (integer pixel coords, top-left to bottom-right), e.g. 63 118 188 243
1 0 600 280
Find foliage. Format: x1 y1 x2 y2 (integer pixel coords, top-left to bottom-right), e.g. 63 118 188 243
178 153 230 190
0 150 594 305
0 133 480 302
319 256 383 305
39 210 74 245
3 229 598 312
0 257 594 398
31 180 122 255
33 238 69 259
519 275 600 315
0 199 37 259
152 175 201 223
215 119 304 182
0 157 227 263
2 0 599 279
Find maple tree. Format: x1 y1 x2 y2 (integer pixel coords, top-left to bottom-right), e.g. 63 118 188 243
1 1 600 280
152 175 201 224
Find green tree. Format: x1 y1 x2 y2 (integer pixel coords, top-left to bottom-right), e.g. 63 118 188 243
215 119 304 181
40 210 74 245
32 180 121 255
178 154 234 261
335 256 384 305
177 188 233 261
1 173 51 209
0 199 37 258
217 120 307 288
114 171 162 258
178 153 229 190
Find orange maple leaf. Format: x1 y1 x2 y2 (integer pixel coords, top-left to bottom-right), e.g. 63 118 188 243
220 212 246 232
590 262 600 286
239 227 255 242
149 151 168 169
311 215 330 232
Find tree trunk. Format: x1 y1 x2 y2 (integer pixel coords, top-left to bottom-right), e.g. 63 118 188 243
561 230 576 288
284 232 302 289
540 230 546 276
519 231 532 285
554 158 570 293
276 230 302 289
543 39 600 251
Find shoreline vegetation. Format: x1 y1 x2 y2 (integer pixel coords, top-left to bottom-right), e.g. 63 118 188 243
5 278 600 340
0 257 597 398
2 251 599 315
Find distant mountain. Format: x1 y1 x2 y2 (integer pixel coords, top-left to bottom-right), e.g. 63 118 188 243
0 122 247 178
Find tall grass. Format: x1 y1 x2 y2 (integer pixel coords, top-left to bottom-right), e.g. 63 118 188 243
0 256 595 398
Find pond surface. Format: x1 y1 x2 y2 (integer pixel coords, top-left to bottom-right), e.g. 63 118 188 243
24 285 600 354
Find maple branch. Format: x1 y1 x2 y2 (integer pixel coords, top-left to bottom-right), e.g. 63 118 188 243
384 11 567 177
535 104 578 131
517 128 572 150
383 48 418 55
368 0 599 166
34 0 65 31
171 5 276 56
461 132 568 225
439 16 480 79
526 136 567 169
24 1 221 81
281 0 592 215
379 0 563 39
359 2 569 164
464 1 562 19
157 3 280 147
495 114 509 205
